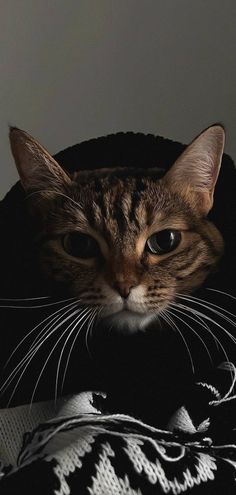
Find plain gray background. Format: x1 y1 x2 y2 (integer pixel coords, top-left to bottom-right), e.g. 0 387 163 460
0 0 235 198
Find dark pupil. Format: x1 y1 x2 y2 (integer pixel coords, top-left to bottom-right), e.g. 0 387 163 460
146 229 181 255
64 232 99 258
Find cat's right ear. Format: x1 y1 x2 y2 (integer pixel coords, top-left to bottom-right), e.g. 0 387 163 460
162 125 225 215
9 127 71 193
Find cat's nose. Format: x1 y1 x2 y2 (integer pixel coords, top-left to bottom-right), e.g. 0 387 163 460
113 282 134 299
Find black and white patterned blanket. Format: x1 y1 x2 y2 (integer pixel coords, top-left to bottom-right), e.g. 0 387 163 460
0 362 235 494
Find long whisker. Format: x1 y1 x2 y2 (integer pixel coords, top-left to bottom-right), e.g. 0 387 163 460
84 307 99 358
4 300 79 368
28 302 80 352
167 305 213 365
60 308 96 395
0 297 76 309
54 307 92 403
88 306 103 343
158 309 173 332
176 293 236 327
1 306 81 396
162 308 195 374
175 299 236 345
6 307 85 408
0 296 50 301
206 287 236 301
169 302 219 350
29 311 89 410
177 302 220 350
171 302 232 367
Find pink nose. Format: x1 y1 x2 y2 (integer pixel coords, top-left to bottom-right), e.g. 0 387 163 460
113 282 134 299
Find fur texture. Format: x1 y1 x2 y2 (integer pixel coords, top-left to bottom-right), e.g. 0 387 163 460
9 126 225 333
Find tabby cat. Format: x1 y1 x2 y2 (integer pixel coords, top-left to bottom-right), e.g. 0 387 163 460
10 125 225 336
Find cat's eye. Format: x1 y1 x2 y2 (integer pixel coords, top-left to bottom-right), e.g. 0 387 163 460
146 229 181 255
63 232 100 258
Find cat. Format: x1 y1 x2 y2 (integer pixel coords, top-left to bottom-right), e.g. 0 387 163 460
10 124 224 335
2 124 227 420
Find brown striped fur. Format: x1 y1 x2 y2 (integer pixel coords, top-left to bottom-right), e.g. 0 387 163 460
10 126 225 332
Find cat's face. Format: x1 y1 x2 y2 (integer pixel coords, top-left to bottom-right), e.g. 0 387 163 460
10 126 225 332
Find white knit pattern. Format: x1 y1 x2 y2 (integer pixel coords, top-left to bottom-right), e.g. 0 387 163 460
0 391 99 466
0 399 58 465
0 377 235 494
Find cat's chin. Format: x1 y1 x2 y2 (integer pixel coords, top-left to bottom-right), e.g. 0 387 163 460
99 309 157 334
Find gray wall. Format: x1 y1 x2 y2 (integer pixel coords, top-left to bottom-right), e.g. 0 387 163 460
0 0 235 198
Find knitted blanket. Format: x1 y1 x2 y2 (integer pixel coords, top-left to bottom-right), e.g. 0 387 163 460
0 363 235 494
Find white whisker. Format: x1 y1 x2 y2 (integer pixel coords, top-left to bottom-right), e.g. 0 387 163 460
162 308 195 374
168 305 213 364
1 306 81 397
175 299 236 345
170 301 232 368
28 302 79 352
206 288 236 301
28 311 86 409
170 302 219 350
54 307 92 403
85 308 99 358
0 297 76 309
4 300 79 368
0 296 50 301
60 308 96 395
176 293 236 327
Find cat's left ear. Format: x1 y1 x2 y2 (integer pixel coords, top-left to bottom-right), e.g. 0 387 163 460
162 125 225 215
9 127 71 192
